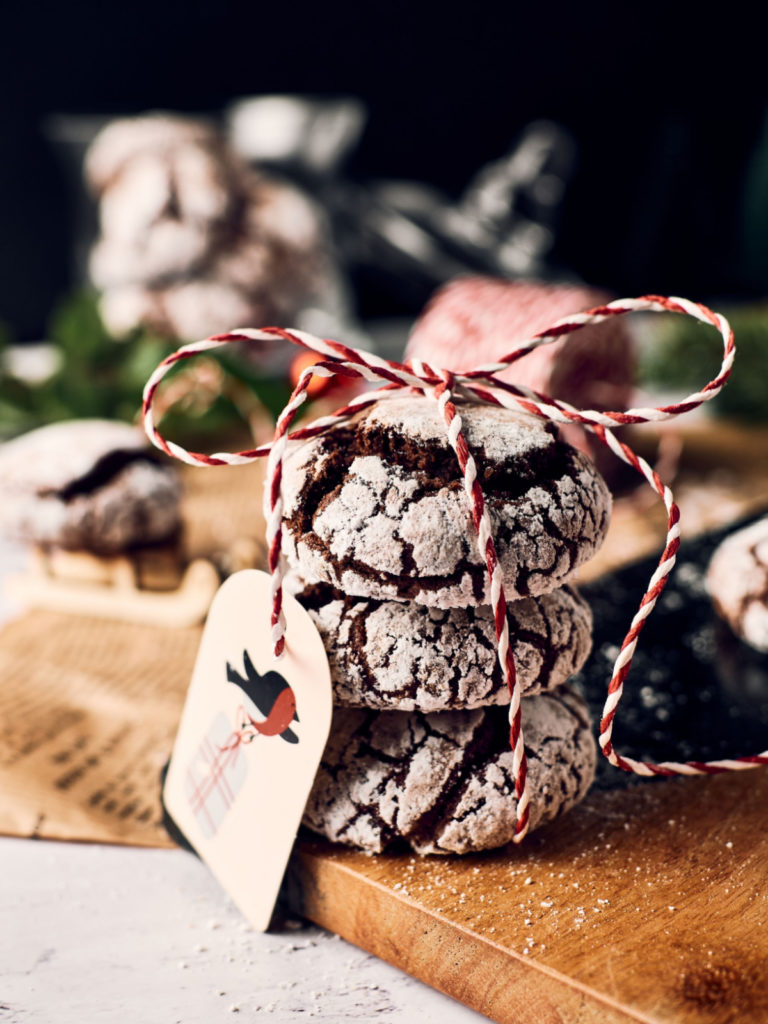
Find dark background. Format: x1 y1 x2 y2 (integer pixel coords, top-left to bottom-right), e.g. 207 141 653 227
2 1 768 339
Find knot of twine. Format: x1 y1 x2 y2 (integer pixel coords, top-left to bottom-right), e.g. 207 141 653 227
142 294 768 843
218 705 261 752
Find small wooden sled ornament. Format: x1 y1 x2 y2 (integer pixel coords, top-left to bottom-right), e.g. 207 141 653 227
5 546 220 629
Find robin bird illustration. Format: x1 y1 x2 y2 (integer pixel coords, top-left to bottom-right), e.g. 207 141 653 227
226 650 299 744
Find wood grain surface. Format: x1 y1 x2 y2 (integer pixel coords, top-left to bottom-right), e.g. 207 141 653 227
289 765 768 1024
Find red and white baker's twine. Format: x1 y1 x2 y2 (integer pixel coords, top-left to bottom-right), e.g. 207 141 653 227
142 294 768 843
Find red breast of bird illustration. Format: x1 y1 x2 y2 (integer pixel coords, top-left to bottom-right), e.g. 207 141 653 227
226 650 299 744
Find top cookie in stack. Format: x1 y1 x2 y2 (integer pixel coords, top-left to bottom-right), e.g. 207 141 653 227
282 396 611 854
281 396 611 606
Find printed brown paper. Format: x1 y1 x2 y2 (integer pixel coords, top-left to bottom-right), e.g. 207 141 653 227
0 608 199 847
0 462 265 848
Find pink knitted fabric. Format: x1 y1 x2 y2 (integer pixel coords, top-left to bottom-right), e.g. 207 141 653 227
406 277 636 413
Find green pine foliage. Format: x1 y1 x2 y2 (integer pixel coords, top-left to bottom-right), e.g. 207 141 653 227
0 292 292 441
640 305 768 422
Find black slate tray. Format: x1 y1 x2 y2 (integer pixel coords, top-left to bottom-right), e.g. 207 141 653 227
575 508 768 788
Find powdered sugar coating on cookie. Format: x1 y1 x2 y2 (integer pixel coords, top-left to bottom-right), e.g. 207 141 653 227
0 420 181 553
281 397 611 606
302 688 596 855
293 578 593 711
707 516 768 653
363 397 557 461
0 420 152 493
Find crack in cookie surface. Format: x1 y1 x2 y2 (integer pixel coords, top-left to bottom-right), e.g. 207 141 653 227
292 577 593 712
282 398 611 606
302 689 597 855
707 517 768 653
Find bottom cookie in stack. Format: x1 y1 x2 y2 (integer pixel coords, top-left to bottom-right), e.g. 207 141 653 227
288 574 598 854
303 691 596 855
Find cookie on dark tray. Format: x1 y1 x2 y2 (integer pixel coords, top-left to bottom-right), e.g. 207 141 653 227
0 419 181 554
291 576 593 711
281 397 611 607
302 688 597 855
707 516 768 653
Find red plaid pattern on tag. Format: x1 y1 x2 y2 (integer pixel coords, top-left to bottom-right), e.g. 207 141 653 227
185 711 249 838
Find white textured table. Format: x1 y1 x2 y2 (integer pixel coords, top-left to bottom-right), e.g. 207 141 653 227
0 836 487 1023
0 538 485 1024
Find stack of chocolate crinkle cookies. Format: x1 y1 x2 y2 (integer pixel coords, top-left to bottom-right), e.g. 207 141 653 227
280 397 612 855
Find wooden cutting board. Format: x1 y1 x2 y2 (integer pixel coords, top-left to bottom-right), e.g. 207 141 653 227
288 766 768 1024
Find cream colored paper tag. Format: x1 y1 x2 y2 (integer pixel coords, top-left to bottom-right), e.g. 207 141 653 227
163 570 333 930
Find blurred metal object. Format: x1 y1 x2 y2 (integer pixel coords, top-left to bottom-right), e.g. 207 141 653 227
452 120 576 276
374 120 575 280
227 95 367 178
330 121 576 311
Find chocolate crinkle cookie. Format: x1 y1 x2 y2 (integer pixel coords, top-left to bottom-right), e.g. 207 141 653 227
85 114 338 342
0 420 181 554
281 396 611 606
291 576 593 711
302 688 597 855
707 516 768 653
